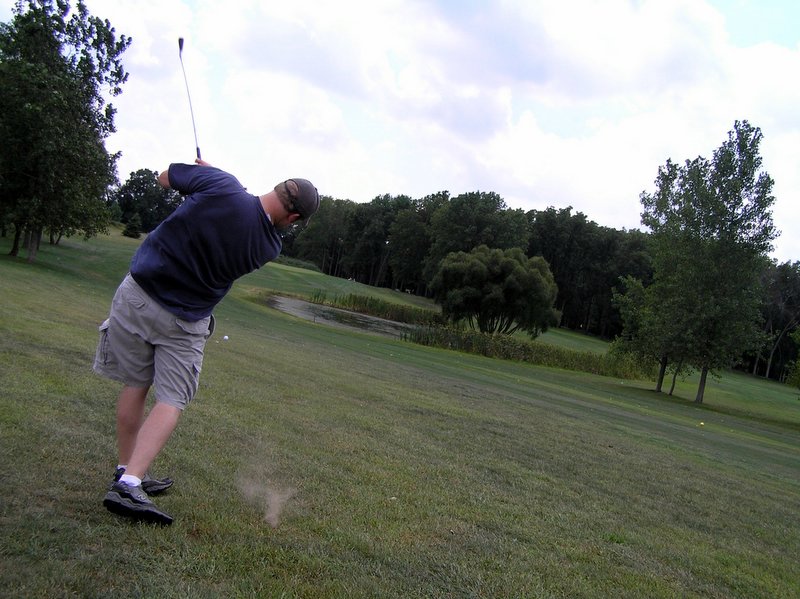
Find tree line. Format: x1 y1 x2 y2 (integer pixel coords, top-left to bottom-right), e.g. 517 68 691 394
283 191 653 340
278 121 798 393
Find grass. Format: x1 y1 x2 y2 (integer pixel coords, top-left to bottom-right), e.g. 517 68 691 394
249 260 438 312
538 327 612 355
1 230 799 598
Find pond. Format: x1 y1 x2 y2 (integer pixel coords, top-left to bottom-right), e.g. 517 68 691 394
265 296 417 339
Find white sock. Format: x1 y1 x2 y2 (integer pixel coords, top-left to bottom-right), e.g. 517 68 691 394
117 464 127 471
119 474 142 487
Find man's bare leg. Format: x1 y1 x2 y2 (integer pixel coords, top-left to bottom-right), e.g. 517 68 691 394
106 390 178 524
124 402 181 479
116 385 149 465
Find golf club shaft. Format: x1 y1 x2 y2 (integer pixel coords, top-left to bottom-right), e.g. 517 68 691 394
178 38 201 159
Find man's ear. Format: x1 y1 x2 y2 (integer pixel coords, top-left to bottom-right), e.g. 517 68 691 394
288 213 303 224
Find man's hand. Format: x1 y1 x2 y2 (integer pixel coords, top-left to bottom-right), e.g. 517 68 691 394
157 170 171 189
195 158 212 167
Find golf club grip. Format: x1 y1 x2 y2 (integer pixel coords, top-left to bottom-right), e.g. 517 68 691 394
196 147 202 160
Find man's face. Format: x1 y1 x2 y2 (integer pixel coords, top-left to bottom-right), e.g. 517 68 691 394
273 210 302 231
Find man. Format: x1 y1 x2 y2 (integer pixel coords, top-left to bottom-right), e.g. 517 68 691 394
94 158 319 525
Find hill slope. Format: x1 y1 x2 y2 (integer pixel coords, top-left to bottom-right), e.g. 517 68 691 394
1 232 798 598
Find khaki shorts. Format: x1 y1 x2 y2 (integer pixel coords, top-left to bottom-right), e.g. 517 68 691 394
93 274 215 409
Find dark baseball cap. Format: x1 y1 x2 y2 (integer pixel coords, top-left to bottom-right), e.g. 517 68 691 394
285 178 320 221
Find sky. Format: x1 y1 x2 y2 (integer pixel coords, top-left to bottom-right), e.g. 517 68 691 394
2 0 799 262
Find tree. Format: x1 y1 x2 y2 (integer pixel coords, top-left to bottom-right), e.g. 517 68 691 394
638 120 778 403
388 207 430 293
424 191 528 285
122 212 141 239
430 245 559 337
340 194 413 287
527 207 652 338
390 191 449 295
749 260 800 380
602 228 652 337
527 206 594 328
292 197 355 277
786 329 800 389
112 169 182 233
612 274 688 394
0 0 130 261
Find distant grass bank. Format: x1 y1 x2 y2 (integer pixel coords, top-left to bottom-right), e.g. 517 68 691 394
1 232 798 598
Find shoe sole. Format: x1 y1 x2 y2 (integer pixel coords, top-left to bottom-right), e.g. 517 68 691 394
141 479 173 496
103 492 173 526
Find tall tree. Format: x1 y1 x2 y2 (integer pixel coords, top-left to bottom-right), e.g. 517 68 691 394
639 120 777 403
341 194 412 287
527 206 596 329
612 273 689 393
602 228 652 338
0 0 130 261
292 197 355 277
388 207 430 293
397 191 449 294
424 191 528 285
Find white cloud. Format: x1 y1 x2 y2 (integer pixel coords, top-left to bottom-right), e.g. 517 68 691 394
3 0 798 261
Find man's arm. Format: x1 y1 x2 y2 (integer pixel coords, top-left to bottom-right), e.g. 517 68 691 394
157 158 215 191
157 158 211 190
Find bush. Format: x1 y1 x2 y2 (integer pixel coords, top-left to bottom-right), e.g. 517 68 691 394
786 361 800 389
122 214 141 239
404 326 655 379
309 291 444 326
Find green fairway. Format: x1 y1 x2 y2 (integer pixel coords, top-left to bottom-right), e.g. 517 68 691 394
1 232 799 598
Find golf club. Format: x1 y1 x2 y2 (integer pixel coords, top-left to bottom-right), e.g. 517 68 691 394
178 37 201 160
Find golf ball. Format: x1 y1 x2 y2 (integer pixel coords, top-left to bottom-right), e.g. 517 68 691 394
223 335 229 341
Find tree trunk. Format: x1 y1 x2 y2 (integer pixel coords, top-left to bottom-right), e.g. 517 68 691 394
695 366 708 404
10 225 22 256
582 299 593 333
655 355 668 392
668 360 682 395
26 228 41 263
753 319 774 376
766 322 797 380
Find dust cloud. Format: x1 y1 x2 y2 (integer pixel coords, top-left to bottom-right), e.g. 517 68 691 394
238 478 296 528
